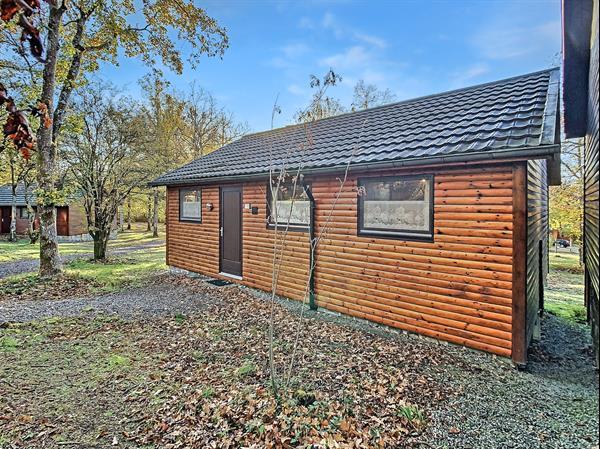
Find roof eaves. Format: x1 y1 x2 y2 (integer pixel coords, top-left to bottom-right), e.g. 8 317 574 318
150 143 561 187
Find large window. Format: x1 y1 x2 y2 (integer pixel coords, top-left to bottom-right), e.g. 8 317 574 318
179 188 202 222
267 181 311 229
358 175 433 240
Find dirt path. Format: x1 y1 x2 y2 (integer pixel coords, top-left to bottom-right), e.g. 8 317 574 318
0 240 164 280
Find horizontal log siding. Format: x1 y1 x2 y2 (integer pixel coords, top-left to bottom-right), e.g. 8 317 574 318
166 186 220 277
165 164 515 357
313 166 513 357
242 182 311 300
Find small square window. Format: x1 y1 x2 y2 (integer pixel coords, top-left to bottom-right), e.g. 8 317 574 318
358 175 434 240
179 188 202 222
18 207 30 219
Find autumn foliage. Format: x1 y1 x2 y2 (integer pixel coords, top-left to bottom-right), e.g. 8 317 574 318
1 0 48 159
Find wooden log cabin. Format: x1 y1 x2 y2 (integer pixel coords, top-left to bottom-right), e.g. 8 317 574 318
562 0 599 366
151 69 561 365
0 182 89 241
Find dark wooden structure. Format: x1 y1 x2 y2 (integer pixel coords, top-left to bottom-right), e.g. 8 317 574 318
152 70 561 364
563 0 599 365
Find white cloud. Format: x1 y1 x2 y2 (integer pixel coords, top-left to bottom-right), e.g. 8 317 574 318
473 20 561 60
450 63 490 87
298 17 315 30
354 32 387 49
320 45 372 70
321 12 344 38
287 84 306 96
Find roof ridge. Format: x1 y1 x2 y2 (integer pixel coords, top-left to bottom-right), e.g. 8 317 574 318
242 67 559 139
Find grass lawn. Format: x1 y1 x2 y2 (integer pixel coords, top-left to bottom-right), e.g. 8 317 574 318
546 252 586 323
0 222 165 264
0 223 167 300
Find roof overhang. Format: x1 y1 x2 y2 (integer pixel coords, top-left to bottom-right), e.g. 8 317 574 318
149 144 561 187
562 0 594 138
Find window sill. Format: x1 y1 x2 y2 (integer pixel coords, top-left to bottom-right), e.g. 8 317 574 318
266 223 309 233
358 230 434 242
179 218 202 223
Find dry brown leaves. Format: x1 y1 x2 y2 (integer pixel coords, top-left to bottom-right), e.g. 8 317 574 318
0 274 98 301
0 276 457 448
125 277 453 448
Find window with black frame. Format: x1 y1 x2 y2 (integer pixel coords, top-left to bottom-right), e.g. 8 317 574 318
358 175 433 239
267 181 310 229
179 188 202 222
18 207 29 219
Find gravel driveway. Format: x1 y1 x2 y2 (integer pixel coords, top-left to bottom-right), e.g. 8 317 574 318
419 314 598 448
0 278 219 323
0 240 164 280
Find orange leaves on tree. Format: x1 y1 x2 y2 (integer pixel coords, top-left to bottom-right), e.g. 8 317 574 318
1 0 45 61
0 83 49 160
1 0 47 160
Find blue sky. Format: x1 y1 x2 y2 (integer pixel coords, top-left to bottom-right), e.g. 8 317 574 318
100 0 561 132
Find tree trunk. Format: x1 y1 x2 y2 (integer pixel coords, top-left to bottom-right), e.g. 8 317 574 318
9 159 17 242
93 230 108 261
126 196 131 230
9 203 17 242
152 188 159 237
119 205 124 232
27 207 38 244
147 194 152 232
37 4 66 278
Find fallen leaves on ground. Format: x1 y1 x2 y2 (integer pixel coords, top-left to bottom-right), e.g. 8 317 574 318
0 273 99 301
0 276 459 448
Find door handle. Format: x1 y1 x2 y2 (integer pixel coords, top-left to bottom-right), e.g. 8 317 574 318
220 227 223 237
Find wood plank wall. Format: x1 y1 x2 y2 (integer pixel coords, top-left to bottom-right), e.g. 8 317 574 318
525 159 548 352
166 164 516 357
166 186 221 277
585 1 599 366
67 203 88 236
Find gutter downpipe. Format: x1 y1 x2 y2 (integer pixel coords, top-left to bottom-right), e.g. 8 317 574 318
303 183 317 311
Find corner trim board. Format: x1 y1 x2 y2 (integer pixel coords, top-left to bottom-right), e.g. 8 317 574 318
511 163 528 365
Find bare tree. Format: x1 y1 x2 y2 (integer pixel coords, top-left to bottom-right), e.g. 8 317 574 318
295 70 345 123
146 193 152 232
265 70 369 398
63 84 147 260
561 138 584 182
351 79 396 110
152 188 159 237
183 85 221 158
126 196 132 230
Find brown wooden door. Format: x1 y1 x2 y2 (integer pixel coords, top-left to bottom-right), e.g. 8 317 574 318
56 206 69 236
220 186 242 277
0 207 10 234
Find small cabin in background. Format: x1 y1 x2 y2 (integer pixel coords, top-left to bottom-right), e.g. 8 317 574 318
0 183 89 241
151 69 561 365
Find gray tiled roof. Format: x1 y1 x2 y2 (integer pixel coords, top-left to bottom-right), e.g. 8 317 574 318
151 68 560 186
0 183 36 206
